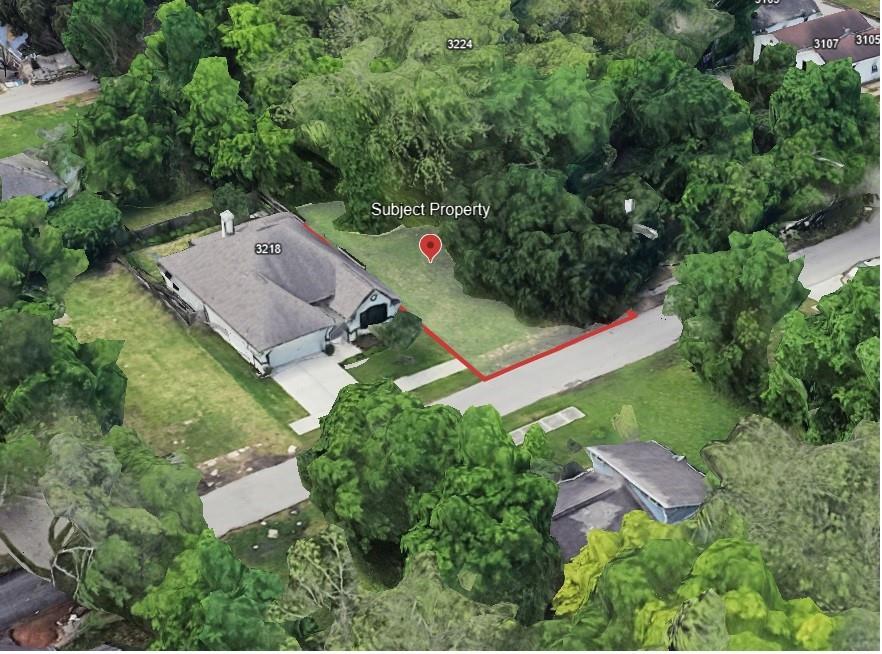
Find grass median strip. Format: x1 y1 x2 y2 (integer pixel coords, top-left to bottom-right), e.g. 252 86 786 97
501 347 750 471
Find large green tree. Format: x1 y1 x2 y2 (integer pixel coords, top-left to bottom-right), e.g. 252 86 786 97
299 380 461 554
663 230 808 404
447 165 653 325
133 530 292 649
763 266 879 442
0 196 87 307
401 405 560 624
62 0 146 77
541 511 855 650
77 54 187 203
700 415 880 614
48 192 122 262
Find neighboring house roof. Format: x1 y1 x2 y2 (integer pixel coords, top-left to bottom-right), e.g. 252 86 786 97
0 153 66 201
551 471 641 561
587 441 708 510
816 27 880 63
751 0 820 33
771 9 871 50
158 212 399 352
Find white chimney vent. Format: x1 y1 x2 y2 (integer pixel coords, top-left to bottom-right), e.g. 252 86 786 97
220 210 235 237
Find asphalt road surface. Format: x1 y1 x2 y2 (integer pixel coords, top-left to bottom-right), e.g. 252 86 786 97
0 76 98 116
198 213 879 534
440 212 880 415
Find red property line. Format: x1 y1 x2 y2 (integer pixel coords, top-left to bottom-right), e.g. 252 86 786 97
406 306 639 382
298 218 639 383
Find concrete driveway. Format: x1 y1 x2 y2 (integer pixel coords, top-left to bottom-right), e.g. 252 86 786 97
272 343 359 434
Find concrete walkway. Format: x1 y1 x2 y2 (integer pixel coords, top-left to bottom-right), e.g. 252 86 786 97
202 458 307 537
272 343 360 435
395 358 466 391
0 76 98 116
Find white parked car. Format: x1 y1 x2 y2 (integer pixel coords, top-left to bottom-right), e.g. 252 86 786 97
840 257 880 284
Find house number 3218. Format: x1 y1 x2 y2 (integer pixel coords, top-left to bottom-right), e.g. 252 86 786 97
254 242 282 255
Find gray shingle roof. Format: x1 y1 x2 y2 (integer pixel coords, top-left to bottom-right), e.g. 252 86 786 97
551 471 641 560
0 153 66 201
587 441 708 509
751 0 820 32
158 212 399 351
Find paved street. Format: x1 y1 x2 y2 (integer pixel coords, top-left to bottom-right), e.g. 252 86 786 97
441 213 880 415
0 76 98 116
197 213 879 532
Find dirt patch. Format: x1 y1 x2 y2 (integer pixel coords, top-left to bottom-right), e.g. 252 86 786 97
197 451 291 494
10 602 85 649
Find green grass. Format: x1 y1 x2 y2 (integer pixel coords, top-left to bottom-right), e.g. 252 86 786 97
831 0 879 17
501 347 751 472
122 188 214 229
0 96 92 158
65 265 308 463
346 333 452 383
410 369 479 403
127 226 217 281
298 202 583 375
224 501 327 578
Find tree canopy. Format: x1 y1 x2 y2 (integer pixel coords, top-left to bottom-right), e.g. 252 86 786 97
663 230 808 404
0 196 87 307
299 380 461 553
763 266 880 443
701 415 880 614
540 510 857 650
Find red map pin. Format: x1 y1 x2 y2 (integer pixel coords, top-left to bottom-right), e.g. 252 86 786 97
419 233 443 263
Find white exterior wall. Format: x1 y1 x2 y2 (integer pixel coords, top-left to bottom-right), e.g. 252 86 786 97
854 56 880 83
753 34 780 61
204 305 269 372
796 48 825 68
345 290 399 337
162 274 205 313
266 329 328 368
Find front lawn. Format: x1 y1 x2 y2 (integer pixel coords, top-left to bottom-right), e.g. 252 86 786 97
0 96 91 157
501 347 751 471
224 500 327 579
411 369 479 403
65 265 308 463
298 202 584 375
345 333 452 383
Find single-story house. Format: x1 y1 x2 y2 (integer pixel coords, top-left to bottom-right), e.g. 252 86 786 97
551 470 641 561
550 441 709 560
753 10 880 83
158 211 400 374
587 441 709 525
751 0 821 60
0 153 67 206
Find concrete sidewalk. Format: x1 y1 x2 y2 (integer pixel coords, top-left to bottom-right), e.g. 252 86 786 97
202 458 307 537
395 358 466 391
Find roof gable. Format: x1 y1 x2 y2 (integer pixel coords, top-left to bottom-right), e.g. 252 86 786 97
158 212 399 351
